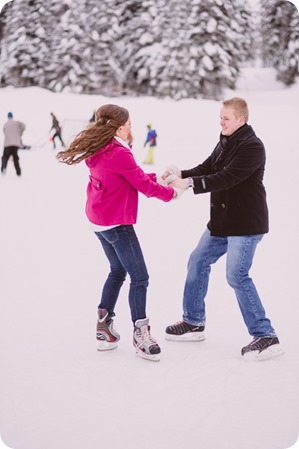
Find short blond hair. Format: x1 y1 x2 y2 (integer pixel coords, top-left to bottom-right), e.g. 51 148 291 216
222 97 249 122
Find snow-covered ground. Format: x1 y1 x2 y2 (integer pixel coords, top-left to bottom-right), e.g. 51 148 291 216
0 67 298 449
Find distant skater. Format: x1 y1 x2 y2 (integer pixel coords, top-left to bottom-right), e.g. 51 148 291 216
50 113 65 149
1 112 25 176
143 124 157 164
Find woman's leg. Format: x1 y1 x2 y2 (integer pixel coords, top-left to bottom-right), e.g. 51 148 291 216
95 231 127 317
96 226 149 323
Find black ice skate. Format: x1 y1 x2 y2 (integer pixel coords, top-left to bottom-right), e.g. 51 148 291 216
165 320 205 341
241 336 284 361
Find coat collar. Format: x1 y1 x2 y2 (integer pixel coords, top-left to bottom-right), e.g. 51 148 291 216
220 123 254 145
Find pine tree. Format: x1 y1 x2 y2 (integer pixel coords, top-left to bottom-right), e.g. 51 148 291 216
0 0 46 87
261 0 299 85
183 0 254 99
3 0 293 98
126 0 254 100
44 0 91 93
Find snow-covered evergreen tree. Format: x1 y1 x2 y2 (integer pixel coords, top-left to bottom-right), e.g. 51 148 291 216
2 0 295 98
124 0 185 98
125 0 254 100
0 0 49 87
260 0 299 85
54 0 128 95
43 0 87 93
178 0 254 99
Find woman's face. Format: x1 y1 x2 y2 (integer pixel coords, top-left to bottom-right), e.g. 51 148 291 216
116 117 131 141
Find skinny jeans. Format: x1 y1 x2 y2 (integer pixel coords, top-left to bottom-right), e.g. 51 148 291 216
95 225 149 323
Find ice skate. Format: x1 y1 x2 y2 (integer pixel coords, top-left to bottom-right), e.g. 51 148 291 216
96 308 120 351
165 320 205 342
133 318 161 362
241 336 284 361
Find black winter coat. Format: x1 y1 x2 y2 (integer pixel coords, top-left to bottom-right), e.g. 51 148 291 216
181 124 269 237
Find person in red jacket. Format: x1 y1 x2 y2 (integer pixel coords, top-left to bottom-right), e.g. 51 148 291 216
163 97 283 361
57 104 180 362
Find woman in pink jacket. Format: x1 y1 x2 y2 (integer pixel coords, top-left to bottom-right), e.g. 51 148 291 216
57 104 178 362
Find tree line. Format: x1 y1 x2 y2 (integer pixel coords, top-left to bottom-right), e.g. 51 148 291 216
0 0 298 100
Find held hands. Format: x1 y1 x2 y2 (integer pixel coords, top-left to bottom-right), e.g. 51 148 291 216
167 177 189 190
161 165 181 180
173 186 187 199
156 175 167 186
158 164 188 199
165 174 189 200
169 177 189 199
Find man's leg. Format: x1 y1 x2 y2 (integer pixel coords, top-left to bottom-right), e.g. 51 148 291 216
11 147 21 175
182 228 228 325
165 229 227 340
226 234 276 337
1 147 12 173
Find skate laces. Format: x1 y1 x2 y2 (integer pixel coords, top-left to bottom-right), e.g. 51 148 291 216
174 321 195 328
172 321 194 332
135 326 157 349
249 337 275 350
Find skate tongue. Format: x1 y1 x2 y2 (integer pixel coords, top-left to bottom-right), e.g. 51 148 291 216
98 309 109 323
134 318 149 329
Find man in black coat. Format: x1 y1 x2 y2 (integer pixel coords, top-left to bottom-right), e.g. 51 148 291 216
163 97 283 361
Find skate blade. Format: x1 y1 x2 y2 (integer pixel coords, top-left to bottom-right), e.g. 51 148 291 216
165 332 205 342
242 344 285 362
97 340 118 351
135 348 160 362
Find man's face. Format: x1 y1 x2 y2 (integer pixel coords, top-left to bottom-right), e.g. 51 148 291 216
220 106 245 136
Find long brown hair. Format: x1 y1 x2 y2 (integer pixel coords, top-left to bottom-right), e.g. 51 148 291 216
56 104 129 165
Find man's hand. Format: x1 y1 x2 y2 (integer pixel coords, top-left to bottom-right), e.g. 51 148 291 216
161 165 181 180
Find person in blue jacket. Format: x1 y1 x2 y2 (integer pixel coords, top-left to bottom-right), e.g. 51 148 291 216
143 123 157 164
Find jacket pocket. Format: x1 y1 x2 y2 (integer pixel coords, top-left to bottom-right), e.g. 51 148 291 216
89 175 102 190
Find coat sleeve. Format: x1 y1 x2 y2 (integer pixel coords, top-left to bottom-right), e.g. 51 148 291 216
116 148 174 201
181 154 213 178
184 142 265 194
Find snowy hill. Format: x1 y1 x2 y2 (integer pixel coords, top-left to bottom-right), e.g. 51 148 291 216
0 67 298 449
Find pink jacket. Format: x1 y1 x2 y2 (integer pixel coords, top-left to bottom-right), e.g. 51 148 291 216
85 138 174 225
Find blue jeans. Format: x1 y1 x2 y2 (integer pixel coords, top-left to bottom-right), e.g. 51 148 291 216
183 228 276 338
95 225 149 323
